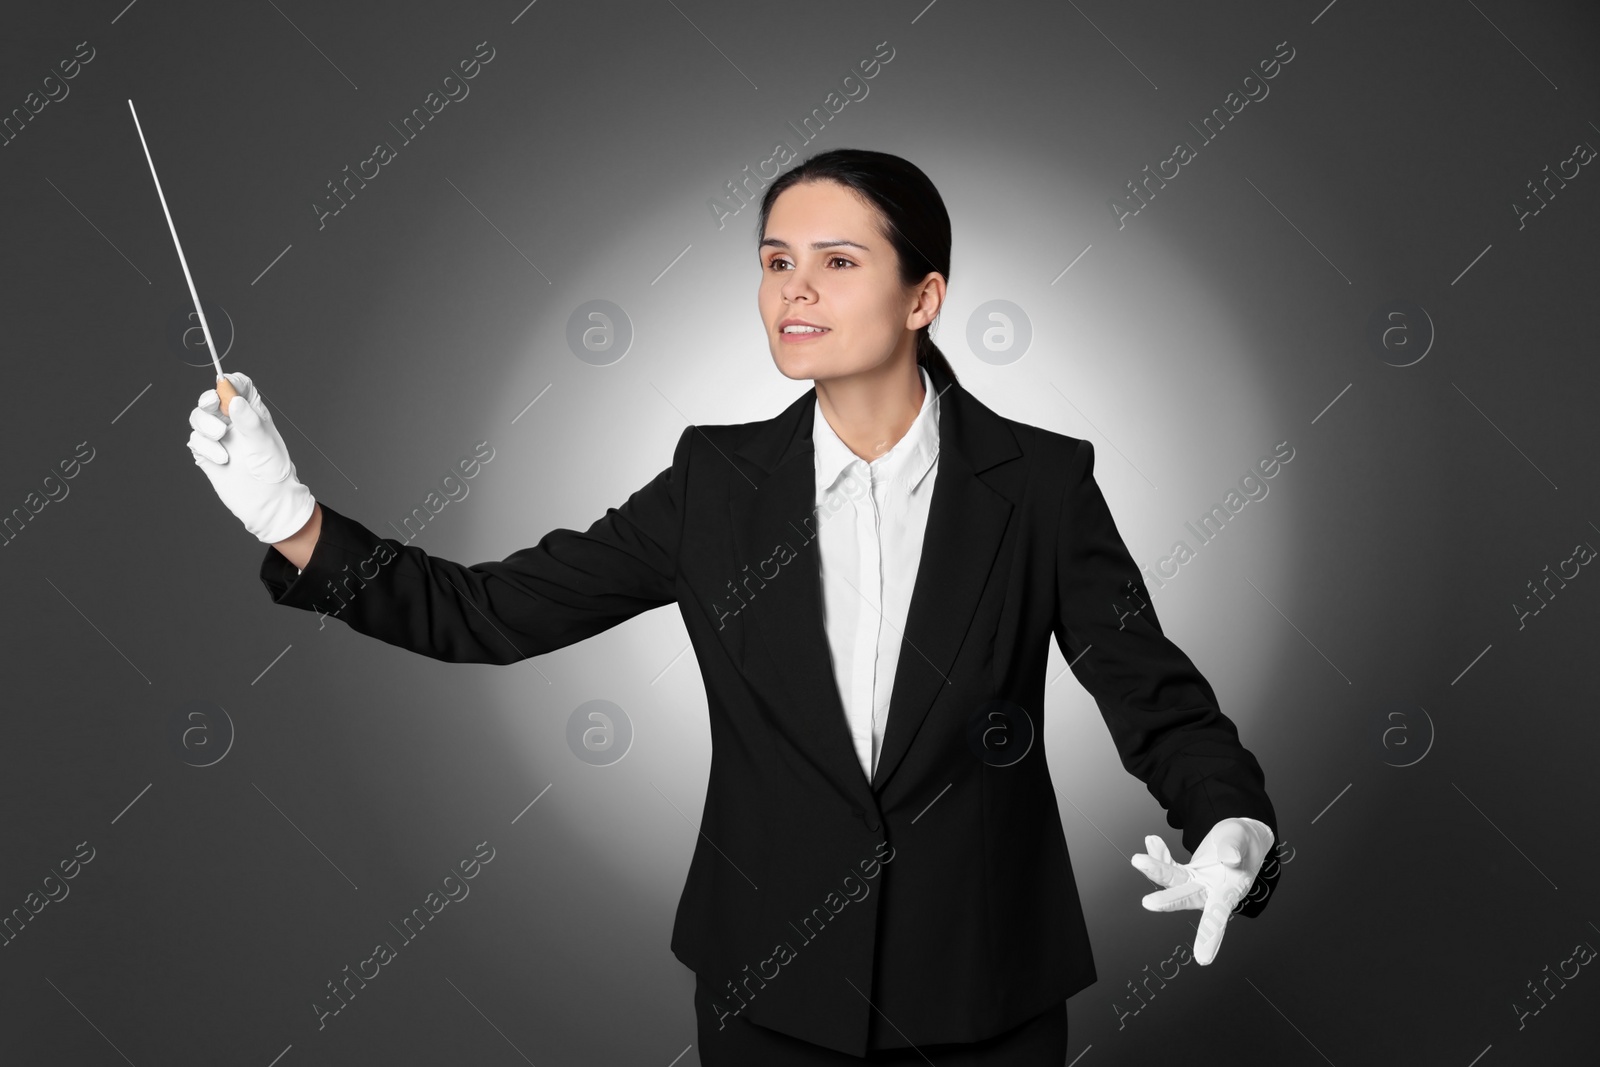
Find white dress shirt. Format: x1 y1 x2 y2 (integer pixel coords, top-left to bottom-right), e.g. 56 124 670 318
813 364 941 783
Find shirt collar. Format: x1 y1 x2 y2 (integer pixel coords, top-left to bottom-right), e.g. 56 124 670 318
814 363 940 501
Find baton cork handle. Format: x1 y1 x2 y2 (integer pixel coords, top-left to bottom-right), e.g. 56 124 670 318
216 375 240 418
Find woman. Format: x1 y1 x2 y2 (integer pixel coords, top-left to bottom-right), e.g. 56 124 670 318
187 148 1279 1065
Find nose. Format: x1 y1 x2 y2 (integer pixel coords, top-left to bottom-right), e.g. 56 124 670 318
779 263 818 304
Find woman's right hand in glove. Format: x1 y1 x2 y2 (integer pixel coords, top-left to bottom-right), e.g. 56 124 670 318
187 371 317 545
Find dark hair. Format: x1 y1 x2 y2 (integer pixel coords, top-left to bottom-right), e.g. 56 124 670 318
755 148 958 386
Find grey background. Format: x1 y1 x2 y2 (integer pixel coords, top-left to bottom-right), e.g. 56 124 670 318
2 0 1597 1063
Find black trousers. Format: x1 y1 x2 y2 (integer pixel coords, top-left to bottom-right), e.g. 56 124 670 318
694 974 1068 1066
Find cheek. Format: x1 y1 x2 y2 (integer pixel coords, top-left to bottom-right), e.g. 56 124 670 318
838 288 896 334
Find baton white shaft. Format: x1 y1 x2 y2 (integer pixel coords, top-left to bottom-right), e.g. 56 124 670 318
127 98 238 414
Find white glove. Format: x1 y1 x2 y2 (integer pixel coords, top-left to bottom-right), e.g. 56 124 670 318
187 371 316 544
1130 816 1274 965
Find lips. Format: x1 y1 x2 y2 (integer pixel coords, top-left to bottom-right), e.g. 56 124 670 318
778 322 830 343
779 318 829 333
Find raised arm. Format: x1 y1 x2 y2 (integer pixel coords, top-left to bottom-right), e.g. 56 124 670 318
189 371 691 666
258 428 690 665
272 501 322 570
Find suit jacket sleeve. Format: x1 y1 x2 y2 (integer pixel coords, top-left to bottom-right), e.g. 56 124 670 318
1052 439 1278 860
257 425 692 665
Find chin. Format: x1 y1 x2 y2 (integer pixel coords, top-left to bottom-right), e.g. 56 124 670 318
770 346 826 382
770 340 883 384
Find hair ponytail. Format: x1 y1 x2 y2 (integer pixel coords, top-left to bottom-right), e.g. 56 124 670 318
916 333 958 388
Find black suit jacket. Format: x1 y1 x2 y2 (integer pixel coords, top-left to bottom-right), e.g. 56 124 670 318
259 356 1278 1056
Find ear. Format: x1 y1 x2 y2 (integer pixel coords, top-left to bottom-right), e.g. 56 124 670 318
908 271 946 330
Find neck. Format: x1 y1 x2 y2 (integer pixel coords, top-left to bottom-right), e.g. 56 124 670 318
814 355 926 463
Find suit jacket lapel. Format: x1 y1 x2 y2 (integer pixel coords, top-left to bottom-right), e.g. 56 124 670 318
870 363 1017 793
728 389 871 814
727 359 1020 813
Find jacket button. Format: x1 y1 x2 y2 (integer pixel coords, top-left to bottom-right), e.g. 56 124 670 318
864 815 881 832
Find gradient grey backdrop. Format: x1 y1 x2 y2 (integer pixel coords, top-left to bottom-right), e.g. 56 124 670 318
2 0 1597 1063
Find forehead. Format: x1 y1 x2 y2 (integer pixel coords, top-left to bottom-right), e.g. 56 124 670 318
761 181 879 247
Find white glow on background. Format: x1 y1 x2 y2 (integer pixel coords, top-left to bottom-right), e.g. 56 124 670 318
451 156 1304 917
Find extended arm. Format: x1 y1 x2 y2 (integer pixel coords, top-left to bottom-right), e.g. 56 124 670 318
272 501 322 571
189 371 692 666
258 431 691 665
1051 438 1278 849
1051 439 1280 959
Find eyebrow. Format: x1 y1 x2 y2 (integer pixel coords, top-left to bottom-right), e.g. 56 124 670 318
758 238 871 252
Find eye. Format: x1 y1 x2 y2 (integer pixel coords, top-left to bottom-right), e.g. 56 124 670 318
765 255 856 271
